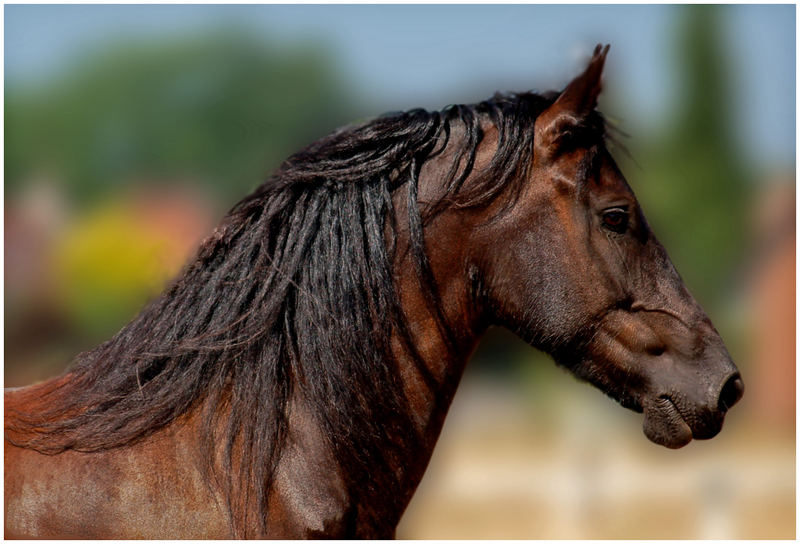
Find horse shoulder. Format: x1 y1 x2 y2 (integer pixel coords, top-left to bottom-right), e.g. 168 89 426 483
264 400 355 538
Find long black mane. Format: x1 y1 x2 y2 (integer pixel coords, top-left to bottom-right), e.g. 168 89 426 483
7 90 591 536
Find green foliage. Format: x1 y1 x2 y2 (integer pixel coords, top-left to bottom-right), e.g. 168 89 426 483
5 28 353 209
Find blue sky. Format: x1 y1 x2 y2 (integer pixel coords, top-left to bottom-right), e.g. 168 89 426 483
5 4 795 167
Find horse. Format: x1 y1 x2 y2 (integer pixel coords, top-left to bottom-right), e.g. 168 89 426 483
4 45 743 538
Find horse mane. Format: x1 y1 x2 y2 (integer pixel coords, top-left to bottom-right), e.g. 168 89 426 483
6 90 604 536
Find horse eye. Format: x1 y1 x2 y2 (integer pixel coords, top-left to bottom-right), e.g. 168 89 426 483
602 208 629 233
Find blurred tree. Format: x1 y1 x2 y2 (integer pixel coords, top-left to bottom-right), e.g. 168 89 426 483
5 28 356 384
630 5 751 309
5 28 353 210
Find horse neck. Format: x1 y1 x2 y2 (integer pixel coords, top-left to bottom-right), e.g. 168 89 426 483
389 208 488 482
388 145 497 454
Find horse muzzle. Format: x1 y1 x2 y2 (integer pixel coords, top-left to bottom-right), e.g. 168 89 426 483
642 369 743 449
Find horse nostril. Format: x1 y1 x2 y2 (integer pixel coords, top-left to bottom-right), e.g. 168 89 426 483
718 373 744 412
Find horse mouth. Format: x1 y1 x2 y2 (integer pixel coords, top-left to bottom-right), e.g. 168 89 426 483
642 396 694 449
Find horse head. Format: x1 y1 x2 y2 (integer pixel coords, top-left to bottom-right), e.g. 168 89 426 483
464 45 742 448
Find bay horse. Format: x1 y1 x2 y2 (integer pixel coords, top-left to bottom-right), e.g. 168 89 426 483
5 45 743 538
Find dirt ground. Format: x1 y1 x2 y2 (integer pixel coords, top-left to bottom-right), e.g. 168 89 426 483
396 377 795 539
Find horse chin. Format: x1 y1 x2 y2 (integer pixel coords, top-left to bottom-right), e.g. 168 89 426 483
642 396 693 449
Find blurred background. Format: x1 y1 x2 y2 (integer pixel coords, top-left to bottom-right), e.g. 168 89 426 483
4 4 795 538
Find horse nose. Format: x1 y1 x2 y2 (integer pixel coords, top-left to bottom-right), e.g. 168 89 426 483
717 372 744 412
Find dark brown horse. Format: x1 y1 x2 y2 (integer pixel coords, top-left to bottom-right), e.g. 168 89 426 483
5 45 743 538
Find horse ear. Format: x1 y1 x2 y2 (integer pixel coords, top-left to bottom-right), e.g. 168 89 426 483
534 44 609 161
551 43 609 118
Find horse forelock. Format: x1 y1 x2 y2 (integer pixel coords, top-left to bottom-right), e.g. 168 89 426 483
6 89 607 536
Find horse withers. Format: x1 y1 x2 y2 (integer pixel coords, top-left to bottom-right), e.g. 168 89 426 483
5 45 742 538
